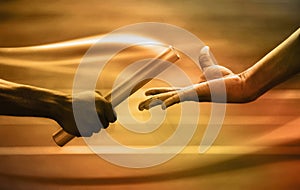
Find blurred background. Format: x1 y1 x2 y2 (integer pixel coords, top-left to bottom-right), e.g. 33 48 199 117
0 0 299 78
0 0 299 189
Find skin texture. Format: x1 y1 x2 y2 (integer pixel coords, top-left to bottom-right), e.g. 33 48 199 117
0 80 116 137
139 28 300 110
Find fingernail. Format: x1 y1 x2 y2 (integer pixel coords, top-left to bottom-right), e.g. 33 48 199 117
200 46 209 55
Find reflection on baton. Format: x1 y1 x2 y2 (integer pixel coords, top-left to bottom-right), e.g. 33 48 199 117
52 46 180 146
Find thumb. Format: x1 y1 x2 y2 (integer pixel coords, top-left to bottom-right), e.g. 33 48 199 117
199 46 218 71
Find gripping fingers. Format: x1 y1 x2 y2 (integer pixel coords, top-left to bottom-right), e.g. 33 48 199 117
98 112 109 129
103 103 117 123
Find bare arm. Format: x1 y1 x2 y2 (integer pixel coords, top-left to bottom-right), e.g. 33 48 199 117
0 79 116 136
242 28 300 100
0 79 67 118
139 28 300 110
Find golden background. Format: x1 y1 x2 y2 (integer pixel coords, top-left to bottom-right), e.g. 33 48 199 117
0 0 299 189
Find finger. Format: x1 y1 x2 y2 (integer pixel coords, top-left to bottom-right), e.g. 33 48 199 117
73 127 81 137
81 131 93 137
198 73 207 83
162 86 201 109
95 90 103 96
94 124 102 133
145 88 177 96
103 103 117 122
198 46 216 71
112 110 117 122
139 94 170 111
148 98 164 109
138 99 148 111
98 113 109 129
95 93 117 123
63 123 81 137
78 123 93 137
138 97 158 111
162 94 181 110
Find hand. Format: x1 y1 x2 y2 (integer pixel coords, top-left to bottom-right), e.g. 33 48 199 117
139 46 251 111
54 91 116 137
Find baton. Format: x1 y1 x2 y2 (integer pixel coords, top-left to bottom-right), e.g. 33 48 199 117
52 46 180 146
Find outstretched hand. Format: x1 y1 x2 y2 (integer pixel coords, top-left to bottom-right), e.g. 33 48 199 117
139 46 249 111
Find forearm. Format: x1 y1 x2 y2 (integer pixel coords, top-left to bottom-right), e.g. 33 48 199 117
0 79 69 119
241 28 300 100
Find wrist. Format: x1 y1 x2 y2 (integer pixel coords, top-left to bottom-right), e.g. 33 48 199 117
238 71 260 102
16 84 70 119
48 92 72 122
